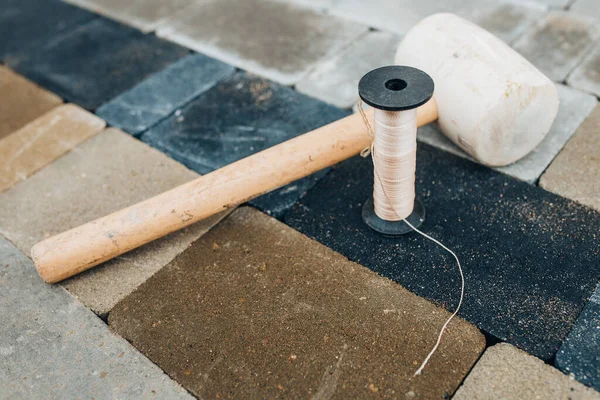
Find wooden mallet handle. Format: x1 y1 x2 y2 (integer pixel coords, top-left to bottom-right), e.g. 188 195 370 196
32 99 438 283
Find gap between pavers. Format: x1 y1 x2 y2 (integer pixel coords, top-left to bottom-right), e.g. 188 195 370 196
0 128 231 316
0 104 105 193
0 236 193 399
109 207 486 399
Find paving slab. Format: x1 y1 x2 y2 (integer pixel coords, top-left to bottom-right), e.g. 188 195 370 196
97 54 234 136
0 128 229 316
296 31 401 108
65 0 196 32
513 11 600 82
454 343 600 399
141 71 349 217
109 207 485 399
156 0 367 85
0 66 62 141
328 0 546 44
571 0 600 20
283 144 600 361
0 104 105 193
0 0 95 62
541 105 600 211
416 84 597 183
556 284 600 391
0 236 193 399
568 41 600 98
10 18 189 110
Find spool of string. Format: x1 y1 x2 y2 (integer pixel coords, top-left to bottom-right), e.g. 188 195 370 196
358 98 464 378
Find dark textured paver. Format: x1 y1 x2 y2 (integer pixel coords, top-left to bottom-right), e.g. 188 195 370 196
97 53 234 135
10 18 189 110
0 0 95 62
110 207 485 399
284 144 600 360
556 284 600 391
0 236 193 399
141 72 349 217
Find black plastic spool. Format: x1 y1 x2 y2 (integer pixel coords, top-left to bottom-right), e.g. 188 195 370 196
358 65 434 236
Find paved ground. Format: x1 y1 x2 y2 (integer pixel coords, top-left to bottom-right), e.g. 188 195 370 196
0 0 599 398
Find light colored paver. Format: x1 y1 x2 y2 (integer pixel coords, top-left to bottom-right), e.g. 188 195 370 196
537 0 571 7
0 66 62 140
296 31 401 108
571 0 600 20
540 105 600 210
0 236 193 399
416 84 597 183
0 104 105 193
513 11 600 82
568 41 600 97
110 207 485 399
97 53 234 135
328 0 545 43
0 128 229 316
65 0 196 33
454 343 600 400
157 0 367 85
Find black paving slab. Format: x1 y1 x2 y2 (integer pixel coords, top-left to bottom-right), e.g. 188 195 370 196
140 71 349 217
284 144 600 360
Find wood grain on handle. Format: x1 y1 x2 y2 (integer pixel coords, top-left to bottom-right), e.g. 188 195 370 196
32 99 438 283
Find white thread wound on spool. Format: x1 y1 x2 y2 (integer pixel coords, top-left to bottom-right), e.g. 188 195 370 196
372 109 417 221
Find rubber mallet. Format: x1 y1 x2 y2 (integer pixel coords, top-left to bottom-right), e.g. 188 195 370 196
32 13 559 283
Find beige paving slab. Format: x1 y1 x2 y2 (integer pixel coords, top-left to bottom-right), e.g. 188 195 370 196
454 343 600 400
0 65 62 140
568 40 600 97
540 105 600 212
513 11 600 82
65 0 196 33
0 128 229 316
109 207 486 399
157 0 367 85
0 104 105 193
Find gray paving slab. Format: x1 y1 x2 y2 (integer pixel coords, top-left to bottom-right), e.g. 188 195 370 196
156 0 367 85
97 53 234 135
65 0 196 32
0 236 193 399
296 31 401 108
571 0 600 20
454 343 600 399
556 284 600 391
568 40 600 98
416 84 597 183
0 128 229 316
513 11 600 82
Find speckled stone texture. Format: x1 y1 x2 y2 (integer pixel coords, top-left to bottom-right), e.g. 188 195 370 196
0 104 105 193
284 144 600 360
454 343 600 400
556 284 600 391
141 71 349 217
0 66 62 140
568 41 600 98
296 31 401 109
0 237 193 399
541 106 600 212
109 207 485 399
417 84 598 183
10 17 189 110
513 11 600 82
156 0 367 85
0 129 229 316
0 0 95 62
97 53 234 135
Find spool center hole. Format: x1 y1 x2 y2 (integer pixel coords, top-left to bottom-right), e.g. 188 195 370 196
385 79 407 91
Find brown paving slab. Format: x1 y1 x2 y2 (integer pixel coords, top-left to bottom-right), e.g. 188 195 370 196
540 105 600 212
0 128 230 316
454 343 600 400
109 207 486 399
0 65 62 140
0 104 104 193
